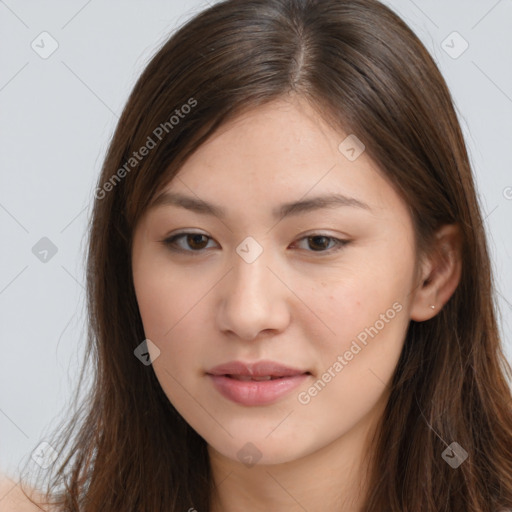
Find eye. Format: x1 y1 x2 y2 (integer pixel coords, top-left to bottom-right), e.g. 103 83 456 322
161 232 350 255
162 232 216 252
291 234 349 253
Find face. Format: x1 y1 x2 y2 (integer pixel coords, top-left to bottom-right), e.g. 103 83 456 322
131 96 421 466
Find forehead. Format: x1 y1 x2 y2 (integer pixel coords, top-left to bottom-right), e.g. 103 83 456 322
148 97 408 225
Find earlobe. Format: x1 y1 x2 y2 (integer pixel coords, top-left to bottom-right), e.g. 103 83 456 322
409 224 462 322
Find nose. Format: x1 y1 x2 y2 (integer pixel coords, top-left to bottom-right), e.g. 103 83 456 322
215 247 291 341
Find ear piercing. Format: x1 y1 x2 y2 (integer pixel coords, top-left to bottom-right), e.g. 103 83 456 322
430 305 436 309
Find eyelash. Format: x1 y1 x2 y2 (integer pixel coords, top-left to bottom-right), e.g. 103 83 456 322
161 232 350 256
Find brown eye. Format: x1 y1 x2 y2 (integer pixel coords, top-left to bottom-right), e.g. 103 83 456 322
162 232 216 252
293 235 350 254
307 236 333 251
184 234 210 250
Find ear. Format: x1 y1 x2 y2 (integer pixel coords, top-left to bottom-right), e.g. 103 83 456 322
410 223 462 322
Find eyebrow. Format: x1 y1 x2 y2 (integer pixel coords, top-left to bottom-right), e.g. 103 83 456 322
148 191 372 219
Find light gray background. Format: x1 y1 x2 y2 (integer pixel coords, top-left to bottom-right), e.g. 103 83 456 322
1 0 511 479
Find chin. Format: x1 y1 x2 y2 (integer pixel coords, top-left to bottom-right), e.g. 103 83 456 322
206 432 317 468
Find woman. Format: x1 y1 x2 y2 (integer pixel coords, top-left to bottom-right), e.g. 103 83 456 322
4 0 512 510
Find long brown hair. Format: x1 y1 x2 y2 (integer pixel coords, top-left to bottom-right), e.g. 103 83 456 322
17 0 512 510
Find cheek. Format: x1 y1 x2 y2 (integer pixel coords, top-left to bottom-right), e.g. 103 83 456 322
313 270 406 345
296 292 408 436
304 249 412 384
133 261 199 341
132 263 210 384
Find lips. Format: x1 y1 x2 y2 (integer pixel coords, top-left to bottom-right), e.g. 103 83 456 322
206 360 311 406
207 360 310 379
228 375 279 381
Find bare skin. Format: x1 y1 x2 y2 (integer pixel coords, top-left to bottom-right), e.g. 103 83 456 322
0 473 51 512
131 95 462 511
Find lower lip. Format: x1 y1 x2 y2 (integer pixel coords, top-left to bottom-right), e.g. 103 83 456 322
208 374 310 406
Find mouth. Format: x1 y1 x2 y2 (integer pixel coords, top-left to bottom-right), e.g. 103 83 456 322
220 373 311 381
207 359 311 378
206 360 312 406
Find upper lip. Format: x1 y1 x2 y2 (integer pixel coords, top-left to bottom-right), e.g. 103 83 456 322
207 360 310 377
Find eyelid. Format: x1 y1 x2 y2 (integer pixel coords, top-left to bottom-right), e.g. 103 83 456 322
161 230 351 255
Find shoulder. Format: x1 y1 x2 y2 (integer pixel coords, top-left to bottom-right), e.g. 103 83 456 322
0 473 52 512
